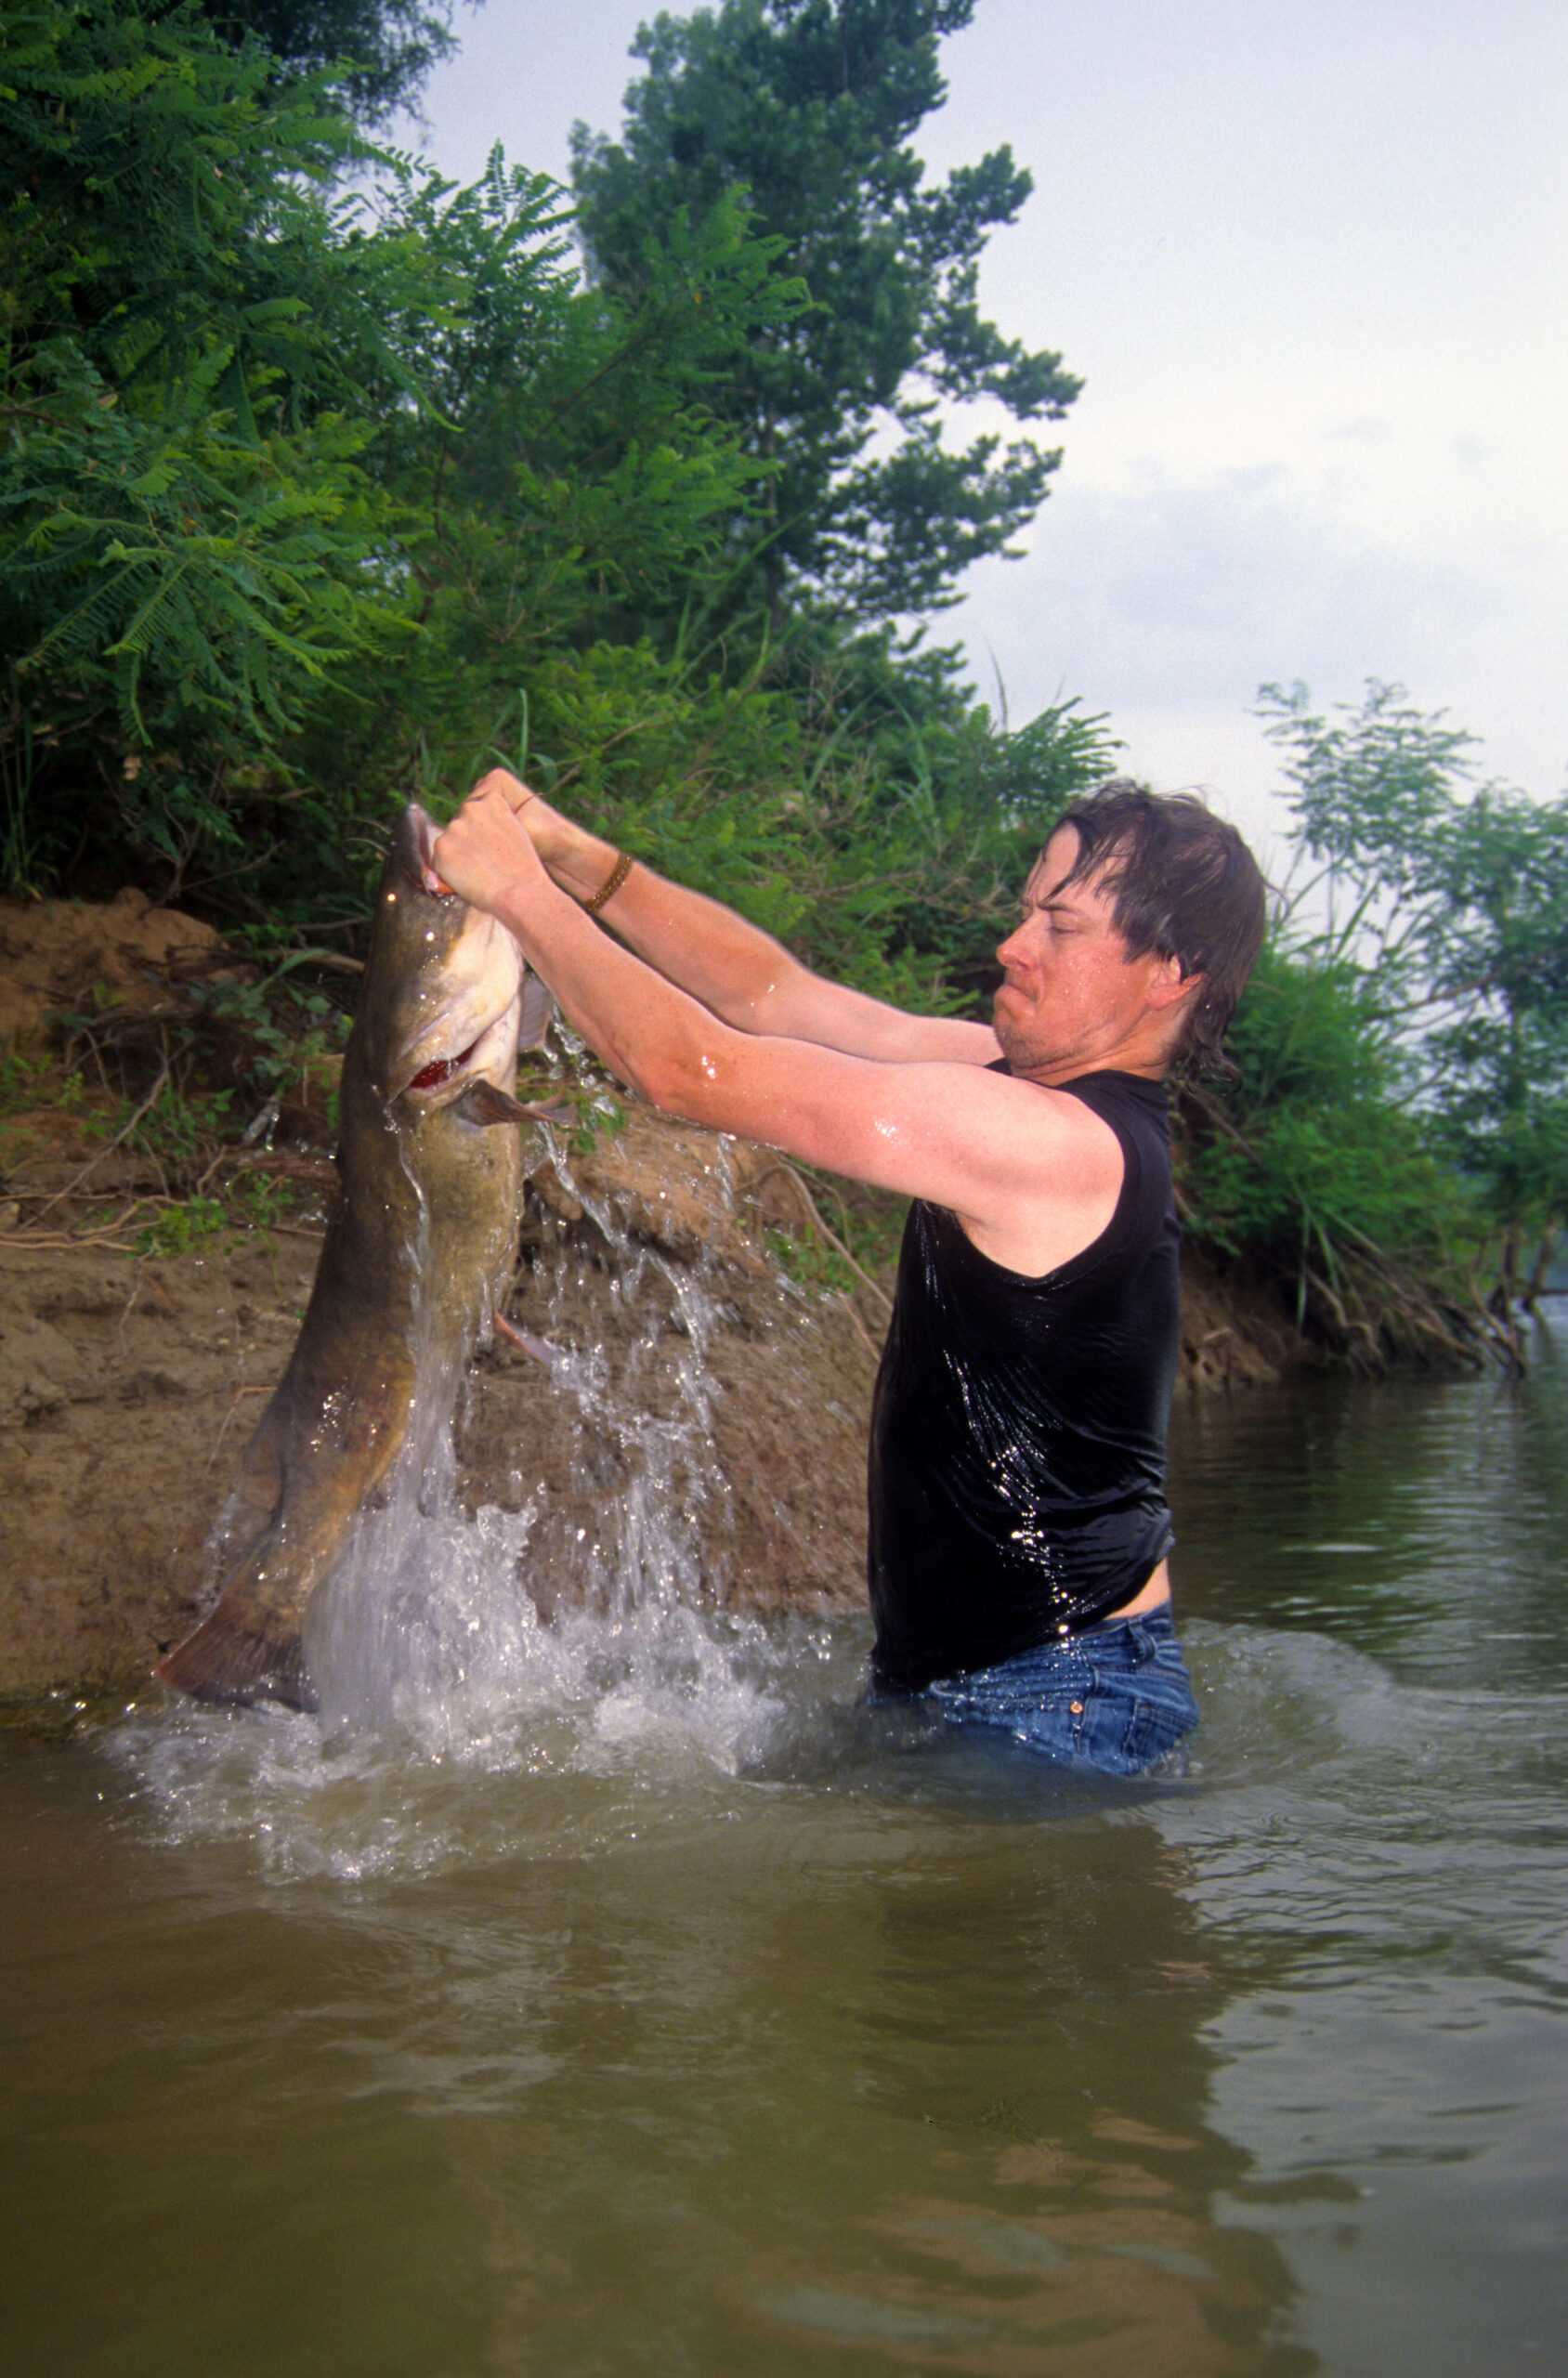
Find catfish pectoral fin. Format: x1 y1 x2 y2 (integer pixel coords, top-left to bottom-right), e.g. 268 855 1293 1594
454 1079 564 1127
156 1602 319 1713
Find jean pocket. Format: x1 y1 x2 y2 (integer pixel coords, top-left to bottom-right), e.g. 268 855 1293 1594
1119 1685 1197 1770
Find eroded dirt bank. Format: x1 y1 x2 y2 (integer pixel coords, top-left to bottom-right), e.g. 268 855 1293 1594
0 1111 884 1710
0 892 1308 1714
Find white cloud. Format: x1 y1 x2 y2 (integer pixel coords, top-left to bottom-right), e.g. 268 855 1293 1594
950 452 1567 814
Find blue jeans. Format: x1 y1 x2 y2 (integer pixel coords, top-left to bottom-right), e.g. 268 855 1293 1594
924 1606 1199 1778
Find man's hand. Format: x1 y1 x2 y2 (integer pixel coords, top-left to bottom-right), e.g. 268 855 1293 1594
469 769 591 883
432 779 547 916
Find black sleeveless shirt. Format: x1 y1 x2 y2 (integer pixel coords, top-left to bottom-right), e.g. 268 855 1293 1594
867 1069 1180 1692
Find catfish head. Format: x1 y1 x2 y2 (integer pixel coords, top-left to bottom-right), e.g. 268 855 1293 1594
350 804 551 1125
333 800 556 1296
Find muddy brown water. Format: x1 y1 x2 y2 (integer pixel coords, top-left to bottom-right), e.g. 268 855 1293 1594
4 1312 1567 2377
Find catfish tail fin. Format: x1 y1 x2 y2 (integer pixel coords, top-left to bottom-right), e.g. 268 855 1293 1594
156 1601 318 1713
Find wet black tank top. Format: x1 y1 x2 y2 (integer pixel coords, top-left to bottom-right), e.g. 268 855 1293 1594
867 1069 1180 1692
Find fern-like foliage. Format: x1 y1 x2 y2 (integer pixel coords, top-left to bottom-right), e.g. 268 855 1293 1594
9 337 401 738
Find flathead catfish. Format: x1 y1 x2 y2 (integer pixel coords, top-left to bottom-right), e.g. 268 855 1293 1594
157 804 553 1712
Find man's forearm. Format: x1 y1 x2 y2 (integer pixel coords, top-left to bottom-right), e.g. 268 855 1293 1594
582 858 811 1034
476 770 997 1067
484 773 845 1040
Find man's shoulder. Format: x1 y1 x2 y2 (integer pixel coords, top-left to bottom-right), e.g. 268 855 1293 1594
975 1062 1166 1132
1049 1068 1172 1147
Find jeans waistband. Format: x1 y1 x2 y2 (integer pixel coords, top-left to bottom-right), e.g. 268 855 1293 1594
1082 1600 1175 1640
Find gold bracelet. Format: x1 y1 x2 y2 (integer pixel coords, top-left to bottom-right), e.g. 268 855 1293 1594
581 848 634 917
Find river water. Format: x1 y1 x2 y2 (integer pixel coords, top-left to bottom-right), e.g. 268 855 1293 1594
4 1311 1567 2377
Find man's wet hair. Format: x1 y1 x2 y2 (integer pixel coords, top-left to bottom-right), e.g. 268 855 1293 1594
1048 779 1267 1075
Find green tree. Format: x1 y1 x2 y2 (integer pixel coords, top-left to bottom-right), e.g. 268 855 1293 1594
1258 680 1568 1293
0 4 927 958
1415 790 1568 1289
1 0 411 889
192 0 468 125
0 0 1107 1033
571 0 1079 627
1174 924 1495 1368
1 0 808 883
362 163 803 699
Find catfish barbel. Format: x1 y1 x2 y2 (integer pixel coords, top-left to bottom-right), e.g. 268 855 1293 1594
157 804 553 1712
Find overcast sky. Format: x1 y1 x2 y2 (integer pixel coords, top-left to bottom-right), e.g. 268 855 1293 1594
400 0 1568 864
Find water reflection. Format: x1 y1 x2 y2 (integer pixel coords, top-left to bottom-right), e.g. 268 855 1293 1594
723 1814 1311 2376
1169 1308 1568 1690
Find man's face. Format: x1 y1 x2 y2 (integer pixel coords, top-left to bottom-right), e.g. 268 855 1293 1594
991 826 1184 1081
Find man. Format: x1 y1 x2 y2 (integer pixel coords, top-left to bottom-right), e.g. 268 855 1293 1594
433 772 1266 1775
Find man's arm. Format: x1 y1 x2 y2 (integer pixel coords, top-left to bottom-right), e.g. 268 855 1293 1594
434 788 1122 1278
472 769 1000 1068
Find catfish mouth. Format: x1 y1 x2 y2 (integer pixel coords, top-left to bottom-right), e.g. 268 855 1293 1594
398 1003 519 1106
408 1047 475 1093
384 802 526 1104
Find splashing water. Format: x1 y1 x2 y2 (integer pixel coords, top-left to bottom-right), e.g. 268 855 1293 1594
115 1129 851 1874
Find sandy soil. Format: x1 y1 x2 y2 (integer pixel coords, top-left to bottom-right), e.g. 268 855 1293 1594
1 893 1301 1718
